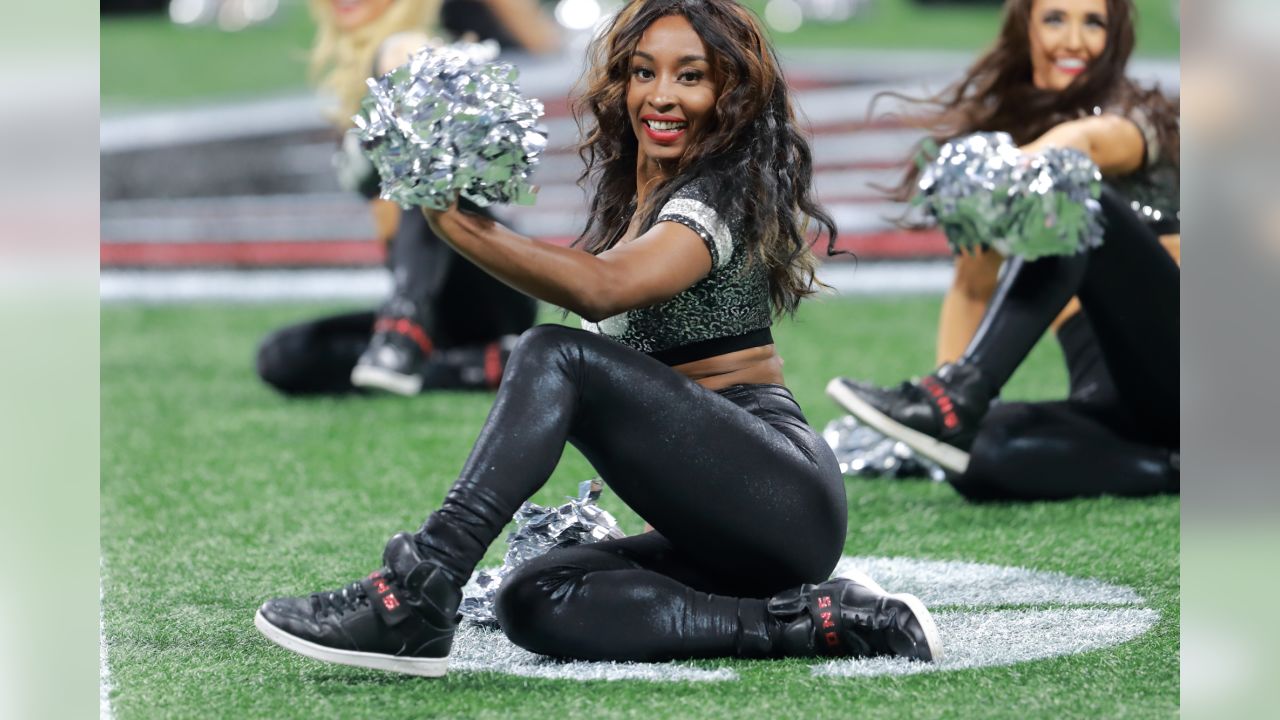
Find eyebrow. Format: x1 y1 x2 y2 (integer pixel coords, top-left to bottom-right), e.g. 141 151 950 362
633 50 709 64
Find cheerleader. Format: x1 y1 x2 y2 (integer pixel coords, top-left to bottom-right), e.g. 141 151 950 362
830 0 1179 500
254 0 940 675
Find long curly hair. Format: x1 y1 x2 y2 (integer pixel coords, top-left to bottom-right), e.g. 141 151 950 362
308 0 442 128
571 0 836 317
878 0 1179 201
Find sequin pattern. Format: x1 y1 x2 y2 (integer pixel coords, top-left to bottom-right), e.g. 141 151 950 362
581 181 771 355
1092 105 1180 230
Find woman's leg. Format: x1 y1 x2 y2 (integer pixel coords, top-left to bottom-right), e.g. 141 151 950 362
416 325 847 590
496 532 781 661
417 244 538 390
257 325 881 671
961 186 1178 409
935 247 1004 365
355 206 539 393
829 185 1179 469
255 310 375 395
955 400 1179 501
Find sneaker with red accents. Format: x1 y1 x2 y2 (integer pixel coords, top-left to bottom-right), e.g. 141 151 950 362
254 533 460 677
351 315 434 396
768 568 942 662
826 363 993 475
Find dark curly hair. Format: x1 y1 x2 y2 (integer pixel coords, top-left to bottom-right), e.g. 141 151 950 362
876 0 1179 202
571 0 837 317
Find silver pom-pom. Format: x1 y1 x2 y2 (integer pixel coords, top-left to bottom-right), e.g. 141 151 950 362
459 479 627 626
354 40 547 210
916 132 1103 259
822 415 946 482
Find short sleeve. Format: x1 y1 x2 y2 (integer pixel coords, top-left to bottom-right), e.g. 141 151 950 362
1123 106 1161 169
655 182 736 270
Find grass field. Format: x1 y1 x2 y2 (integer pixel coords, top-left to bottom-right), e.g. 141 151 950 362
101 0 1180 108
100 296 1178 718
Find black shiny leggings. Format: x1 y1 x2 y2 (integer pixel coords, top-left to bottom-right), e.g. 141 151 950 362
415 325 847 660
255 208 536 395
954 187 1179 500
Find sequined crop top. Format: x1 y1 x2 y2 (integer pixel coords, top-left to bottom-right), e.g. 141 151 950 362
581 179 773 366
1098 104 1180 234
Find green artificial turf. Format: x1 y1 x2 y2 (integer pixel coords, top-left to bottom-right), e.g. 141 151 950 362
100 296 1178 719
100 0 1179 108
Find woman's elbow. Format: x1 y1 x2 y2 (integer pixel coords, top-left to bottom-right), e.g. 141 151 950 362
568 280 633 322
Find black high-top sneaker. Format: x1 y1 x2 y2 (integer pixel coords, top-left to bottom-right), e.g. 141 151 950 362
420 334 520 391
768 568 942 662
826 362 994 475
254 533 460 677
351 315 434 396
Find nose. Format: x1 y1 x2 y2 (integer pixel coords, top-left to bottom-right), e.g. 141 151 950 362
648 75 678 111
1065 21 1084 52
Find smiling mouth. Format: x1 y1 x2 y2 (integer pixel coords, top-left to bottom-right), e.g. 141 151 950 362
644 119 688 131
641 117 689 144
1055 58 1087 74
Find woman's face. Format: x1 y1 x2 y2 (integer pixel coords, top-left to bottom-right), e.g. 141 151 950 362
626 14 718 165
330 0 396 32
1027 0 1109 91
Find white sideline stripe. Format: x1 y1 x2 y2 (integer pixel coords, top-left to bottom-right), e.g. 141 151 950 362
99 263 954 304
100 562 113 720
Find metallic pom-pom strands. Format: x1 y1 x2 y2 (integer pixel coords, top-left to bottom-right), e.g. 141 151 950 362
354 40 547 210
460 479 626 626
823 415 946 482
916 132 1104 260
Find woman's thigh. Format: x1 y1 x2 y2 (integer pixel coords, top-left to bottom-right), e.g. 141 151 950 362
539 329 845 585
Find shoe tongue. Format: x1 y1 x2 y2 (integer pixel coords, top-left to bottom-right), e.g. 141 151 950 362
383 533 428 577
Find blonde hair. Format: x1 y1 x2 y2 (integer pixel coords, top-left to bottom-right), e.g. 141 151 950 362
308 0 443 127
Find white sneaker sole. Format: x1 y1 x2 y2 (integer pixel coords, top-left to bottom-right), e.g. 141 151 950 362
254 610 447 677
838 567 944 662
351 364 423 396
826 377 970 475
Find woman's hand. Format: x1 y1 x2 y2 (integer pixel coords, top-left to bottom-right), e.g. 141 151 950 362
421 196 462 238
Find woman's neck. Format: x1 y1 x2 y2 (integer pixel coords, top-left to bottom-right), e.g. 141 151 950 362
634 155 674 205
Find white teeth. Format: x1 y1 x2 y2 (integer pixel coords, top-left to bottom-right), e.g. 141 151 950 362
645 120 686 131
1056 58 1086 70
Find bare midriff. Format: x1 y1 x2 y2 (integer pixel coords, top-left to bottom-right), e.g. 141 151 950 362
673 344 785 391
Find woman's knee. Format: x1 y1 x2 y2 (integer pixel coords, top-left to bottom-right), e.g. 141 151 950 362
255 329 296 392
507 324 604 376
494 559 578 655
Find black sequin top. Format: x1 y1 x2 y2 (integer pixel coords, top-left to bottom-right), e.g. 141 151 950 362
580 179 773 365
1099 104 1180 234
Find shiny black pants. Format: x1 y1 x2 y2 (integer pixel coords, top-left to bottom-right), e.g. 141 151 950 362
954 187 1179 500
416 325 847 660
255 208 536 395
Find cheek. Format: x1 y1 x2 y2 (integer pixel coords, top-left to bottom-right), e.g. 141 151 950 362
1086 32 1107 58
691 88 718 124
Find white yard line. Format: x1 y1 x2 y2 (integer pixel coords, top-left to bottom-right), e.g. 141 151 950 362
100 561 113 720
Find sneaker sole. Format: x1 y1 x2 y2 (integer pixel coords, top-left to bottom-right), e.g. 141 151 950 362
838 567 944 663
254 610 447 677
826 377 970 475
351 365 423 396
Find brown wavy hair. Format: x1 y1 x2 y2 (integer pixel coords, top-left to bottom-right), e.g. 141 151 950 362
878 0 1179 201
571 0 837 317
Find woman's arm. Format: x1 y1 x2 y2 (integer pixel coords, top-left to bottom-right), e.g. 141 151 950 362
1020 114 1147 176
424 206 713 322
480 0 562 55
